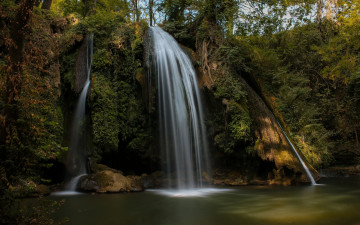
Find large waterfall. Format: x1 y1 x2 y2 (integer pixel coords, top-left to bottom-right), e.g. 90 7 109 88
65 33 93 191
148 27 210 190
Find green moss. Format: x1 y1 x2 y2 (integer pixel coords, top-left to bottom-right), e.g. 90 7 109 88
210 67 252 154
88 22 151 163
228 100 251 143
90 73 120 153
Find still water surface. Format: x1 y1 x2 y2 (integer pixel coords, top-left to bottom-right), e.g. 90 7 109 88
51 178 360 225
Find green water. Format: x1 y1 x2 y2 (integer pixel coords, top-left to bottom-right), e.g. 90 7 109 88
50 178 360 225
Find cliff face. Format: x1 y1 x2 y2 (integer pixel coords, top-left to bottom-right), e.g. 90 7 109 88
242 76 310 184
177 24 320 185
204 59 316 184
74 37 89 94
0 8 72 192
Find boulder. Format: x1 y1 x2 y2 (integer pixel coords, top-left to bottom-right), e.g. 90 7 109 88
79 165 145 193
35 184 51 196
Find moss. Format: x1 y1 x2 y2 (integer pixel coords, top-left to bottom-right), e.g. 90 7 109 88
94 171 114 187
87 21 151 169
211 72 252 154
228 100 251 142
90 73 120 153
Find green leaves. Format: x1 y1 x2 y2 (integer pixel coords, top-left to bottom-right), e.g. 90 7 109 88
228 100 251 143
89 22 149 160
90 73 120 152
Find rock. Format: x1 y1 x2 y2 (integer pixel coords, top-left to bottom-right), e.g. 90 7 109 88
321 165 360 177
79 165 145 193
249 179 268 185
212 170 249 186
80 177 99 192
143 171 165 188
35 184 51 196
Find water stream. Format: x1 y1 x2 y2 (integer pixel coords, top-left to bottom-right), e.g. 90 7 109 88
273 116 317 185
64 33 93 191
148 27 210 190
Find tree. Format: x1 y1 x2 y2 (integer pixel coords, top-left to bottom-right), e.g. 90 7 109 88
149 0 154 25
41 0 52 9
130 0 140 22
317 0 323 23
1 0 37 147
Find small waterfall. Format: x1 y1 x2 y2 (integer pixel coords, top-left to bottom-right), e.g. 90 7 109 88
65 33 93 191
64 174 87 190
274 117 316 185
148 27 210 190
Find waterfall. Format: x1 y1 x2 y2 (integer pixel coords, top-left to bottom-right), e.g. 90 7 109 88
65 33 93 191
274 117 316 185
148 27 210 190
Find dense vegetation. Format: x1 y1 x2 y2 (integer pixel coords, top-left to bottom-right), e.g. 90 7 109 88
0 0 359 223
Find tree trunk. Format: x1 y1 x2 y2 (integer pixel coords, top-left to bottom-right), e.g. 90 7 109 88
82 0 97 17
149 0 154 26
135 0 140 22
131 0 139 22
317 0 323 24
41 0 52 10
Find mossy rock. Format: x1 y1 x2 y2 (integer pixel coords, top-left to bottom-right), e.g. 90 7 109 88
79 165 144 193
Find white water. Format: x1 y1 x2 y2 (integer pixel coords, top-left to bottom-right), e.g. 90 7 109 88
274 117 316 185
65 173 87 190
149 188 231 198
65 33 93 191
148 27 210 190
52 174 87 196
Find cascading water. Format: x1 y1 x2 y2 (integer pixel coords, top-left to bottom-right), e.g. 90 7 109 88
65 33 93 191
273 117 317 185
148 27 210 190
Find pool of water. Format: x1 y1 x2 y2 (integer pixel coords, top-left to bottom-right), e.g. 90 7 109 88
49 177 360 225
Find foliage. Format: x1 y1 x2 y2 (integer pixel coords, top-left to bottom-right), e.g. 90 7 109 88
90 73 120 153
239 20 359 167
88 17 150 161
1 190 67 225
214 72 247 103
0 4 66 184
0 4 67 224
212 71 252 154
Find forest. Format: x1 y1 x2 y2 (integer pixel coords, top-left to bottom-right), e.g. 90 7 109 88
0 0 359 224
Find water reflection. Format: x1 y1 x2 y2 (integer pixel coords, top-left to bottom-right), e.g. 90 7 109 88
48 178 360 225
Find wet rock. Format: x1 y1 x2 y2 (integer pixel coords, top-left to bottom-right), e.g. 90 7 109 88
35 184 51 196
142 171 165 188
79 164 145 193
80 178 99 192
213 171 249 186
